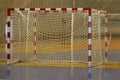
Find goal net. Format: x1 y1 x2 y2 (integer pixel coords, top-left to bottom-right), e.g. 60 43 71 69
6 8 108 67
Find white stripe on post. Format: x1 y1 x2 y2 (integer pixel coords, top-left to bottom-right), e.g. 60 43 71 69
56 8 61 11
46 8 51 11
88 27 92 33
67 8 72 11
88 39 92 45
88 50 92 56
7 16 10 21
35 8 40 11
25 8 30 11
88 16 92 22
78 8 83 11
15 8 20 11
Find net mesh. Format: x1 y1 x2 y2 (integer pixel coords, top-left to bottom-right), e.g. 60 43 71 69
9 9 106 66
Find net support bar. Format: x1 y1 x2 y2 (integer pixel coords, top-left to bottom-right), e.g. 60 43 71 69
98 10 108 61
33 12 37 55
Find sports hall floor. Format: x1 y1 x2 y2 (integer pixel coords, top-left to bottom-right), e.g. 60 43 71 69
0 39 120 80
0 0 120 80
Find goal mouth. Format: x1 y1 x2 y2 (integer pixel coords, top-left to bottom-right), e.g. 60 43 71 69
6 8 108 67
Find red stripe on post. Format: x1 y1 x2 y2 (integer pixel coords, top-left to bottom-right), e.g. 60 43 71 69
34 31 36 36
7 43 10 49
88 22 92 27
7 10 10 16
20 8 25 11
30 8 35 11
105 42 107 47
83 8 91 16
34 41 36 45
40 8 45 10
34 22 36 26
106 32 108 37
105 52 108 57
62 8 67 11
88 45 92 50
72 8 77 11
7 54 10 59
7 32 10 38
51 8 56 11
7 21 10 27
88 33 92 39
88 56 91 61
7 8 14 16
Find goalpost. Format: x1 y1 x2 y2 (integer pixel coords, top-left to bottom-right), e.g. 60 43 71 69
98 10 108 62
6 8 108 67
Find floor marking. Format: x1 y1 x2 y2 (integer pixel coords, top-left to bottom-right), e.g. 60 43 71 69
1 61 120 68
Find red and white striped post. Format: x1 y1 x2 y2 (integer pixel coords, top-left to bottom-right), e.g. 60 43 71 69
7 8 14 64
83 8 92 67
105 12 108 62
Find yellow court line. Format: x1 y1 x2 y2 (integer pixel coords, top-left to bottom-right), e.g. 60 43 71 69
0 61 119 68
0 59 6 65
0 62 120 68
95 62 120 68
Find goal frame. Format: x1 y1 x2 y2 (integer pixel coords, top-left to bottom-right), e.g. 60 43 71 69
6 8 108 67
98 10 108 61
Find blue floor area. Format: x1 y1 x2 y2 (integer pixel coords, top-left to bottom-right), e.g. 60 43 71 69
0 50 120 80
0 65 120 80
0 65 7 79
